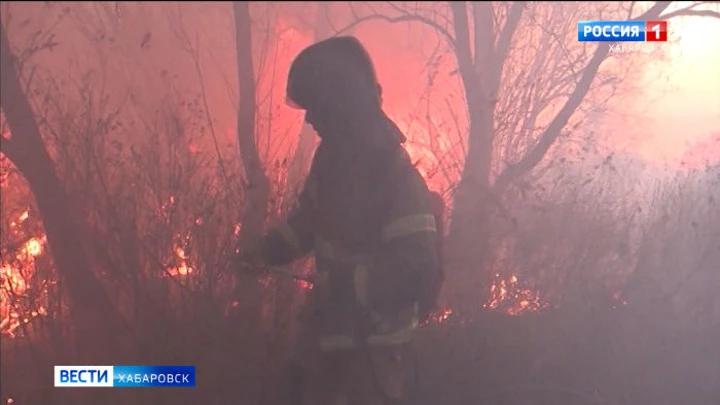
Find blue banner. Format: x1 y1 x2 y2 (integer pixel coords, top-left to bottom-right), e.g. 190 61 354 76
113 366 195 387
54 365 196 387
578 21 646 42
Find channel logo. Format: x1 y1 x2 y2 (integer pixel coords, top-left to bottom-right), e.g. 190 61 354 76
54 365 195 387
578 20 668 42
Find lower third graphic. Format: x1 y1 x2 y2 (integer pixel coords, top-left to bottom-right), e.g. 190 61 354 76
54 365 196 387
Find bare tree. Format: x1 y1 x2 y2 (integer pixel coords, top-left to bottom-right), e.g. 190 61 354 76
285 3 330 194
0 21 126 361
338 1 720 309
233 1 271 249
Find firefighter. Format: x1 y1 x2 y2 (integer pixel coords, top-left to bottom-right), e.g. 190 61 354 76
242 36 442 405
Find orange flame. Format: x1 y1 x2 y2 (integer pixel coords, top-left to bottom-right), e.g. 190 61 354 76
1 211 49 337
484 273 549 315
167 246 194 276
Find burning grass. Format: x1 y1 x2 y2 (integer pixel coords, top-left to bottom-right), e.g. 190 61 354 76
1 210 50 338
484 273 551 316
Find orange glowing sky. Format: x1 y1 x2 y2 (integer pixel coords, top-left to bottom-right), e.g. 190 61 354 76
4 2 716 173
212 6 720 174
629 17 720 165
351 13 720 171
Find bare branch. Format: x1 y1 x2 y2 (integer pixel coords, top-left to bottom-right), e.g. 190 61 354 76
661 8 720 19
492 42 611 192
335 2 456 48
494 2 525 68
634 1 672 20
0 24 44 163
449 1 477 101
656 0 720 19
626 2 637 19
472 2 493 74
233 1 270 248
489 1 678 191
485 1 526 101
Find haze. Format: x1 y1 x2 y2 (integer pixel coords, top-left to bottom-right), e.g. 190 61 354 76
636 16 720 164
1 2 718 405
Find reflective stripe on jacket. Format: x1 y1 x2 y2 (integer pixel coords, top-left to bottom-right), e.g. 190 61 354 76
260 137 441 351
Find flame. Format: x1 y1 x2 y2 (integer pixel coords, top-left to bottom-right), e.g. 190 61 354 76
0 306 47 338
24 237 43 257
484 273 548 315
432 307 453 323
158 195 177 220
1 263 27 295
175 246 188 260
1 209 53 336
167 246 193 276
419 307 453 327
1 211 50 336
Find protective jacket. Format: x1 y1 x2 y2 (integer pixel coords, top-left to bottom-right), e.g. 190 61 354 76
260 114 440 351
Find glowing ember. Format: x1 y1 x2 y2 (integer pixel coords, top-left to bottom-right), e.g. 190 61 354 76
167 246 194 276
175 247 188 260
1 210 50 337
484 273 548 315
0 306 47 337
434 307 453 323
1 263 27 294
23 237 43 257
420 307 453 327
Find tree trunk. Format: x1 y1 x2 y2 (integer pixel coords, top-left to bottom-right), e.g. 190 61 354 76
233 1 270 249
1 24 126 362
395 0 681 317
286 3 335 196
444 2 497 311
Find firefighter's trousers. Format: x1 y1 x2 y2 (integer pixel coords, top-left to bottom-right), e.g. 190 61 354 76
289 327 407 405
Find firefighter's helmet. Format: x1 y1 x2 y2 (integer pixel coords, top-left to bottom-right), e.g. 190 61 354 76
286 36 381 113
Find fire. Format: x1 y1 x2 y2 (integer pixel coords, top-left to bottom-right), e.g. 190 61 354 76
23 237 43 257
175 246 188 260
1 210 49 337
1 263 27 295
167 246 193 276
419 307 453 327
0 306 47 338
432 307 453 323
484 273 549 315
